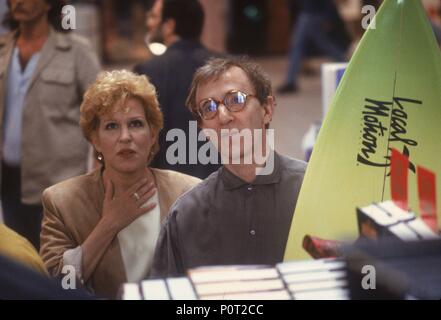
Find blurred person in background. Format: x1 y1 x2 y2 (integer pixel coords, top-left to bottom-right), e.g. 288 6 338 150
143 0 163 51
278 0 350 94
134 0 221 179
0 1 8 35
40 70 200 299
425 0 441 46
0 0 100 250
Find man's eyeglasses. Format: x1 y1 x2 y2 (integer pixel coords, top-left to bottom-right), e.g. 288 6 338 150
197 90 256 120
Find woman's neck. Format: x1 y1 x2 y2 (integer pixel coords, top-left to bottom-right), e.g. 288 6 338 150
103 167 155 196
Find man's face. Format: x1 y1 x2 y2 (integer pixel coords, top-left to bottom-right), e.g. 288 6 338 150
9 0 50 24
196 67 274 164
145 0 164 44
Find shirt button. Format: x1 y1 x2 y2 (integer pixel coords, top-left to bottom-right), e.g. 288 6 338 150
247 186 253 191
250 230 256 236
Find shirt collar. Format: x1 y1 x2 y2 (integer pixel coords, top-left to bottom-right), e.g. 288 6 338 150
11 45 41 75
220 151 282 190
48 27 71 50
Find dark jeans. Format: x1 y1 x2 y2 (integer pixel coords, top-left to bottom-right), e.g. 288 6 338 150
285 13 346 86
1 162 43 251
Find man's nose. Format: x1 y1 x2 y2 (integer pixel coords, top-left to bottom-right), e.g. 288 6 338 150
217 104 234 125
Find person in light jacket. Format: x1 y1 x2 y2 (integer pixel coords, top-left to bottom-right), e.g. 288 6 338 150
0 0 101 250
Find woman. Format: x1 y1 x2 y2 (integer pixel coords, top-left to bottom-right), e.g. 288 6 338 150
40 70 201 299
0 0 100 250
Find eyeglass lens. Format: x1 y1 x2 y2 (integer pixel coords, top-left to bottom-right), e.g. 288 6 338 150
200 91 248 119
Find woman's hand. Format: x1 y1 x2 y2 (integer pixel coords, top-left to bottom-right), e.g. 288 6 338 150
101 177 157 235
80 177 157 282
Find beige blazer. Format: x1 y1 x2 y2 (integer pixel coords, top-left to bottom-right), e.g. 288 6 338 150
0 28 101 204
40 168 201 299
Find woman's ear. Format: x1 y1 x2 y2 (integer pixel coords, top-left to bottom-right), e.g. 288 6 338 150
90 132 100 153
263 96 275 126
150 131 158 148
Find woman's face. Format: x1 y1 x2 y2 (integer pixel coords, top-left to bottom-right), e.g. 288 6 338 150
92 98 155 175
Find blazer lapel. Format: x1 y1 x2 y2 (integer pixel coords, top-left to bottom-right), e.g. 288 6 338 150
90 169 128 286
151 168 171 222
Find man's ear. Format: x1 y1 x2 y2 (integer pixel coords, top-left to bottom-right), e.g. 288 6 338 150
44 1 51 12
162 18 176 37
263 96 275 126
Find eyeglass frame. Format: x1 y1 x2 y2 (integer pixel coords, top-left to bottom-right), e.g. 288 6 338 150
196 90 258 121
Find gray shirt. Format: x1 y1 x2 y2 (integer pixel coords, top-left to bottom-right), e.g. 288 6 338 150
150 152 307 278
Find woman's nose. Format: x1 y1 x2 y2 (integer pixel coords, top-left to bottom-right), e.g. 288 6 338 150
119 125 132 142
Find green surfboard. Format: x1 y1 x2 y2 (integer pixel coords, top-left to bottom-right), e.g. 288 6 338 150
284 0 441 261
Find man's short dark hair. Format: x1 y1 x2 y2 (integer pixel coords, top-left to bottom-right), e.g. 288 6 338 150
186 56 273 127
162 0 204 40
3 0 69 32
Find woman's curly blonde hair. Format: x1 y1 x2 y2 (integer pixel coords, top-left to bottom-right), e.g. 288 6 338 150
80 70 163 164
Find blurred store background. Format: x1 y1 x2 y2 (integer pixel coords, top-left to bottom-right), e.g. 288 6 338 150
0 0 439 160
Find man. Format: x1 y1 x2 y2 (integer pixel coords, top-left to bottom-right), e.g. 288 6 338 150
150 57 306 277
134 0 220 179
0 0 100 249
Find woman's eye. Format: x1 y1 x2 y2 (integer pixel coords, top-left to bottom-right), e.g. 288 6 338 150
129 120 144 128
105 122 118 130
